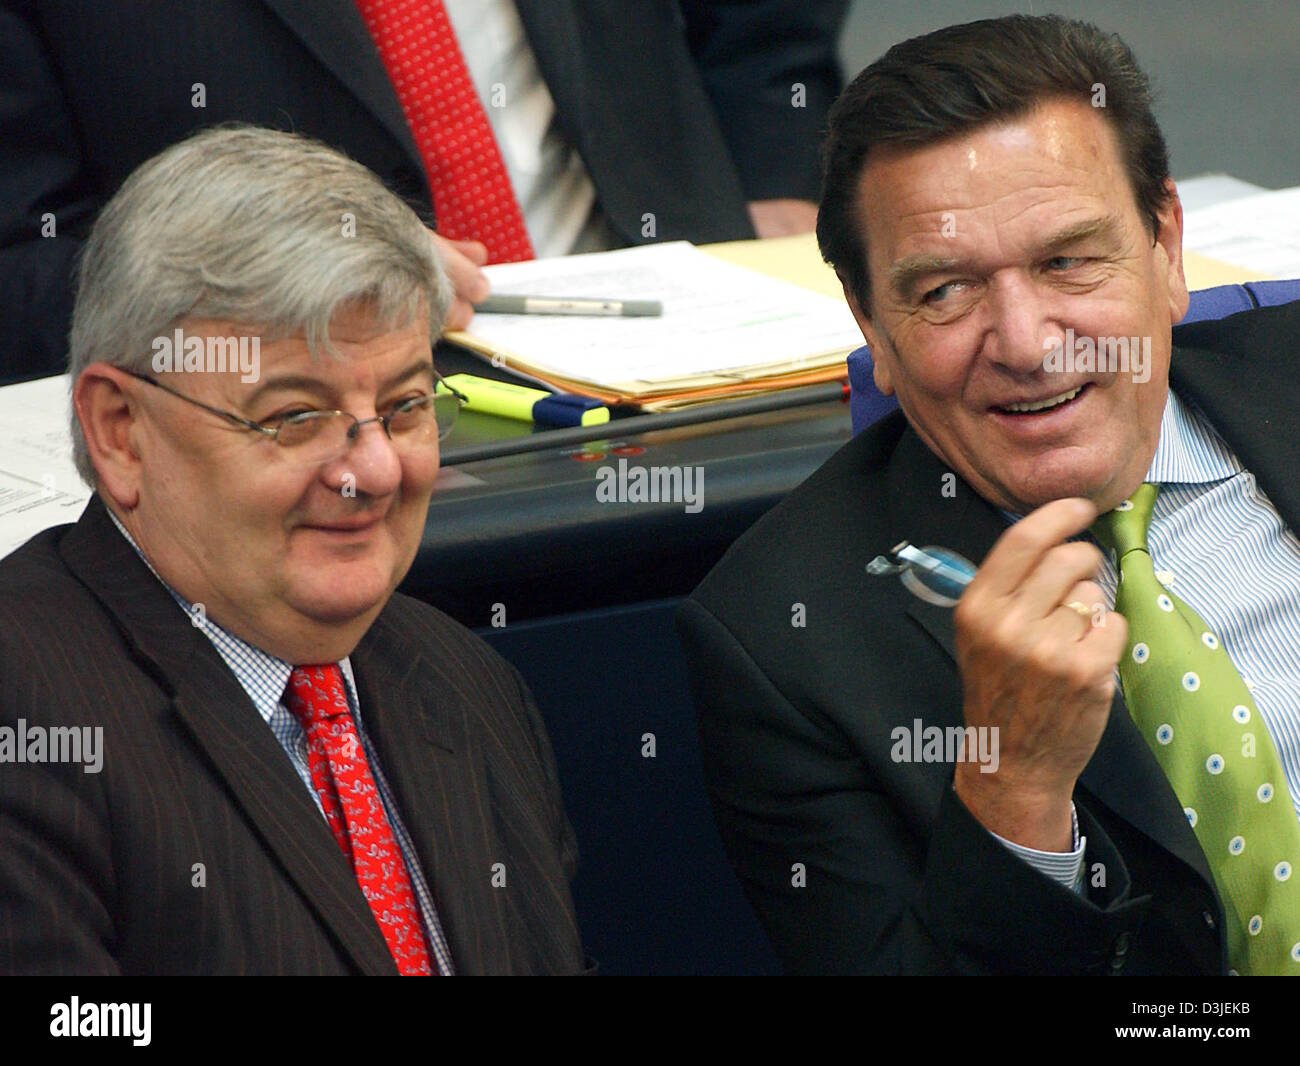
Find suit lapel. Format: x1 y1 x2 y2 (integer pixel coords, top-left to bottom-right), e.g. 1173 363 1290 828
1170 324 1300 533
883 423 1216 888
350 610 513 975
259 0 426 189
60 497 397 974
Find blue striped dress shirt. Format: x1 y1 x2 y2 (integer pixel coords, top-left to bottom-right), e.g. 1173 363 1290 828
106 511 455 974
996 388 1300 889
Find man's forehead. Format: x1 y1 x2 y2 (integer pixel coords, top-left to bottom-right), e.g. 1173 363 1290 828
855 98 1125 226
854 101 1134 279
254 338 432 392
180 315 433 402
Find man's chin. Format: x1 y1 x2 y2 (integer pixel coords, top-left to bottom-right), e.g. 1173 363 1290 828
286 567 396 626
988 436 1143 505
992 469 1120 516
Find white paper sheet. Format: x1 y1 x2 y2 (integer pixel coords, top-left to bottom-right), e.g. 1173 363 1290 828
1182 186 1300 279
0 375 91 560
459 242 862 388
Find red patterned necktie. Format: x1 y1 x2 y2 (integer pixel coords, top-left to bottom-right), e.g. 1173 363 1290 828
355 0 535 263
285 664 434 975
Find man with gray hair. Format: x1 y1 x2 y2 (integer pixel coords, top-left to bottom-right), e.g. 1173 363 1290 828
0 125 586 975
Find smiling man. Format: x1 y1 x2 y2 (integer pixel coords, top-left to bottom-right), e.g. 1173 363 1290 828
678 15 1300 974
854 96 1181 518
0 126 585 975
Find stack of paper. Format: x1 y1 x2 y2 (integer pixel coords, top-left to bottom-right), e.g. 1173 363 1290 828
444 241 860 406
0 375 91 559
1182 186 1300 279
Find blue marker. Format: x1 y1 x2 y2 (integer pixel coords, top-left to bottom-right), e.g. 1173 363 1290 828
437 374 610 428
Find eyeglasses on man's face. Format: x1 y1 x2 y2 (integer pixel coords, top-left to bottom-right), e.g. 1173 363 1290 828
123 368 468 466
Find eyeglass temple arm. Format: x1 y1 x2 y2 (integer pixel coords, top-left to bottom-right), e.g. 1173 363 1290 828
122 368 275 435
433 373 469 405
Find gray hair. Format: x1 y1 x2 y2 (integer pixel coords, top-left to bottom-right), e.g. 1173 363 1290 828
68 124 452 486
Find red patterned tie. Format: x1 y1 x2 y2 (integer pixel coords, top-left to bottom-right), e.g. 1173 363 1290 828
285 664 434 975
355 0 535 263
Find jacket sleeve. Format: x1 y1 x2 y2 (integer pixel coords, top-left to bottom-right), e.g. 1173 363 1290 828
678 0 849 203
676 595 1149 975
0 0 102 383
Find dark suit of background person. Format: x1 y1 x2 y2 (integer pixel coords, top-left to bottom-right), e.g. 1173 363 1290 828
0 497 584 975
0 0 848 383
676 300 1300 975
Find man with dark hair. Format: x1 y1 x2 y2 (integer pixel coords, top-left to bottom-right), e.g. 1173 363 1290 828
679 15 1300 975
817 15 1171 315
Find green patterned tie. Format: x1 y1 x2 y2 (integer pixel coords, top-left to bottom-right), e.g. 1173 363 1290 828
1095 483 1300 974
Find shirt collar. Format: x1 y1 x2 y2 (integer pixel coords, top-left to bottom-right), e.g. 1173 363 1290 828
1143 388 1241 485
997 388 1241 525
104 507 356 722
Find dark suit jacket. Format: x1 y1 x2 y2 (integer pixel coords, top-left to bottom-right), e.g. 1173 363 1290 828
0 495 586 974
677 301 1300 975
0 0 846 382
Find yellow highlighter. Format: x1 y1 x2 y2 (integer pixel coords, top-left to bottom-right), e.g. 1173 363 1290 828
437 374 610 428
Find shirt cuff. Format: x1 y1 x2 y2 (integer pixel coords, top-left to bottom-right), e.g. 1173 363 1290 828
990 802 1087 894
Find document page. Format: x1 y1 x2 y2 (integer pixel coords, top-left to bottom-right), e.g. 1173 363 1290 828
450 242 861 391
0 375 90 560
1183 186 1300 279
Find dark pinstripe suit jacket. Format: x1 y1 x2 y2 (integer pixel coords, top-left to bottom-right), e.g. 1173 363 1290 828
0 495 586 975
677 303 1300 974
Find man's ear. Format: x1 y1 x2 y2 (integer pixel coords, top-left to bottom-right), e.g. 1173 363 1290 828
73 364 144 508
839 275 894 397
1153 178 1190 325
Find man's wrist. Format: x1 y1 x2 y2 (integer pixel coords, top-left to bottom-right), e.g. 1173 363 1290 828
952 766 1076 851
988 799 1087 893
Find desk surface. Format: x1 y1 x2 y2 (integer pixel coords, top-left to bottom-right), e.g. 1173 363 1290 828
406 392 853 626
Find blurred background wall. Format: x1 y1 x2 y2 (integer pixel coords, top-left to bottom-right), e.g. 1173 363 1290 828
838 1 1300 188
